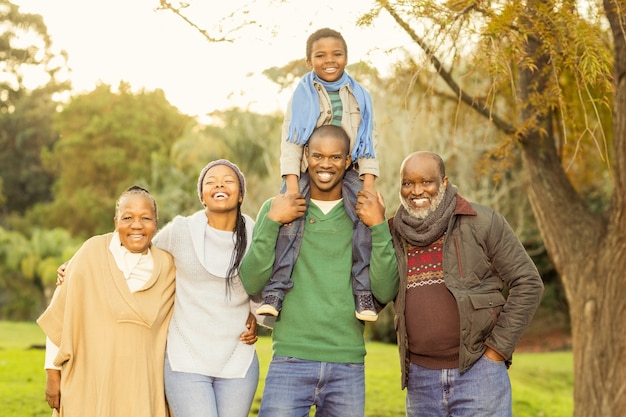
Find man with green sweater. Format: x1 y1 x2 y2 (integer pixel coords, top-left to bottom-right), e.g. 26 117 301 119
240 124 399 417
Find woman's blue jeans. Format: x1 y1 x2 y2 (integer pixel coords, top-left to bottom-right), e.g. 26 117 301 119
406 355 512 417
258 356 365 417
164 352 259 417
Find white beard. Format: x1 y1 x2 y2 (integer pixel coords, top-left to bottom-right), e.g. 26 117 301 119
400 188 446 220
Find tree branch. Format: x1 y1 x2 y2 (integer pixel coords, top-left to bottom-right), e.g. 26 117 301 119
157 1 232 43
379 0 516 135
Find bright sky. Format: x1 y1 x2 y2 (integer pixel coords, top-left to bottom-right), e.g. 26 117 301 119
14 0 411 120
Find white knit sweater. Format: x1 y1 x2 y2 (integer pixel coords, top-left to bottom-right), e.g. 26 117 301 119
153 210 257 378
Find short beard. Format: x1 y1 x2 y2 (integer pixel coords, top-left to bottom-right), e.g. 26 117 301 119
400 188 446 220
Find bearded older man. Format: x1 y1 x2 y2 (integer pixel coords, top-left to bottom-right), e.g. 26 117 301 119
389 151 544 417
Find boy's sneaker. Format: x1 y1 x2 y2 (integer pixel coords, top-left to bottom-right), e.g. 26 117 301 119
256 295 282 317
355 293 378 322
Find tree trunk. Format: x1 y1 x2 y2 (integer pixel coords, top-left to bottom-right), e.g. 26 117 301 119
569 251 626 416
521 133 626 417
519 1 626 415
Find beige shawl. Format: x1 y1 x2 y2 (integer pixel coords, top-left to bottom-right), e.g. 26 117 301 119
38 233 175 417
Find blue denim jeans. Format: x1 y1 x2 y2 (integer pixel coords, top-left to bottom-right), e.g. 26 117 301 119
406 355 512 417
258 356 365 417
164 352 259 417
264 168 373 300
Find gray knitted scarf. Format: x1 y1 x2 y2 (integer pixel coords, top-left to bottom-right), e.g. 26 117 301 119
394 183 458 247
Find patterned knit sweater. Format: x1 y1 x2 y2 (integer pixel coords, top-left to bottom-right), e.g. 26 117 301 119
405 236 460 369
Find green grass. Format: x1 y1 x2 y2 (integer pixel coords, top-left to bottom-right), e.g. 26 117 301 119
1 321 572 416
509 352 574 416
0 321 49 417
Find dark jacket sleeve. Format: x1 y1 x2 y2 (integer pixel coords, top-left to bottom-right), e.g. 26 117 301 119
483 209 544 359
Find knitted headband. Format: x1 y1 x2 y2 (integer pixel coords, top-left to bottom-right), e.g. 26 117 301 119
197 159 246 204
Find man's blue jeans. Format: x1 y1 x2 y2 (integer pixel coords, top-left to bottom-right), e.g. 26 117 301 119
264 169 373 301
258 356 365 417
406 355 512 417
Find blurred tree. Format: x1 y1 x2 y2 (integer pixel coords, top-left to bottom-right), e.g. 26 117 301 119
40 83 193 238
0 89 62 217
361 1 623 415
0 226 79 320
0 177 5 209
0 0 70 218
262 59 310 90
201 108 282 215
146 108 281 224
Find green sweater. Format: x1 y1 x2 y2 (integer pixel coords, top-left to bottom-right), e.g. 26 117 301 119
240 199 399 363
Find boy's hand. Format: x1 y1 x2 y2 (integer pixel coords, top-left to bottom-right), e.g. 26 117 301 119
356 190 385 226
267 193 307 225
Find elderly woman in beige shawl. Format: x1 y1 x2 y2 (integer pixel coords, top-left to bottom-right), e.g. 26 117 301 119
37 186 176 417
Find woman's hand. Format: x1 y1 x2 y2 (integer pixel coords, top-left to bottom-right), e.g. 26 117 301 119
45 369 61 410
56 261 69 285
239 312 258 345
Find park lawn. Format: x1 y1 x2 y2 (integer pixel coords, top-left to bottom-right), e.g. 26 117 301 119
509 351 574 416
0 321 50 417
1 321 572 417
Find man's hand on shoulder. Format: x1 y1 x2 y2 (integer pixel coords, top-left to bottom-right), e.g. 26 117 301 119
267 193 307 225
356 190 386 227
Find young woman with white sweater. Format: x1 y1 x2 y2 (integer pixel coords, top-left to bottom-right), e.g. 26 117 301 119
154 159 265 417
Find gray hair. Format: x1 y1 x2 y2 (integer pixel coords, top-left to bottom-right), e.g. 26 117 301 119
115 185 157 220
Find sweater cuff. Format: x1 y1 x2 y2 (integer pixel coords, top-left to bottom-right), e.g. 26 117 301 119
370 221 392 239
44 337 62 370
